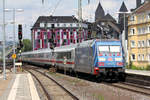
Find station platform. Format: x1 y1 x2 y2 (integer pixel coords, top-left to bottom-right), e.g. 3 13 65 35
0 72 40 100
126 69 150 76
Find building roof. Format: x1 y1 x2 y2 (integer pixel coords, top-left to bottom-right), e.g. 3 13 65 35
32 16 79 28
134 1 150 13
119 2 128 12
95 2 105 21
102 13 116 22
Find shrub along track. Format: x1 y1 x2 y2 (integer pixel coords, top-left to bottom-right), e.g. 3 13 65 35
25 66 79 100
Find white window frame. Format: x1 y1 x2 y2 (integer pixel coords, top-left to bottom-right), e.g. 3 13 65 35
131 54 136 61
131 40 136 48
40 23 45 27
130 28 135 35
47 23 51 27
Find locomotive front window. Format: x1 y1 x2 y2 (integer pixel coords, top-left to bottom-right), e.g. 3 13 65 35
99 46 109 52
110 46 120 52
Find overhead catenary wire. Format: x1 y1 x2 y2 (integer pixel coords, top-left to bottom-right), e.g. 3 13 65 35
51 0 63 15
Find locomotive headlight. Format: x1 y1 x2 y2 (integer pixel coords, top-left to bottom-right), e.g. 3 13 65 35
99 58 106 61
115 58 122 61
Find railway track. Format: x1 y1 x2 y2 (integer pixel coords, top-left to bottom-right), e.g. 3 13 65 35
103 82 150 97
25 67 79 100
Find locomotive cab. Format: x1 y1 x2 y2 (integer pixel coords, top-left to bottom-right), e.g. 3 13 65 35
93 40 125 81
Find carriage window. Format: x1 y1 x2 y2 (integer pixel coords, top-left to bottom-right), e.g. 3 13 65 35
110 46 120 52
99 46 109 52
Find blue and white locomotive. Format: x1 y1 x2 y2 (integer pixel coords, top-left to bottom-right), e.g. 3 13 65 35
22 39 125 81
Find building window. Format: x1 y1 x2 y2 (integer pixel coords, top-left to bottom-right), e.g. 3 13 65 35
148 54 150 61
57 32 60 35
70 24 72 27
138 41 141 47
147 40 150 47
137 28 141 34
47 23 51 27
138 54 141 61
57 39 60 43
57 23 60 27
131 40 135 47
130 28 135 35
142 27 146 34
130 15 135 21
148 26 150 33
64 32 66 35
70 39 73 43
40 23 44 27
141 54 144 61
141 40 145 47
37 32 40 36
63 24 66 27
70 31 73 35
131 54 136 61
147 13 150 19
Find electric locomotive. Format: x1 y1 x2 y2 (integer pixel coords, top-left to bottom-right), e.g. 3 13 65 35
22 39 125 81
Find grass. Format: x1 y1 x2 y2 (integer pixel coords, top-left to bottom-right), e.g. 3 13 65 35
126 63 150 71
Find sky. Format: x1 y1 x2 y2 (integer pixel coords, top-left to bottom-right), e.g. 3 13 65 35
0 0 144 42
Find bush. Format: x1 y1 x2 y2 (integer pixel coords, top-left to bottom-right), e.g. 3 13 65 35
146 65 150 70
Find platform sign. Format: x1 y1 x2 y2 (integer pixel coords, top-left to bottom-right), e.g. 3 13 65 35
15 62 22 66
12 54 16 59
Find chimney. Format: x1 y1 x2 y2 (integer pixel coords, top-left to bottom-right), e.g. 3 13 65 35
136 0 141 8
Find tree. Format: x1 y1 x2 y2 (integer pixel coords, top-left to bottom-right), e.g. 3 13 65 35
22 39 32 52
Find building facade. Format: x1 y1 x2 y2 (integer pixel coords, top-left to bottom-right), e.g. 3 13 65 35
128 1 150 67
31 16 88 50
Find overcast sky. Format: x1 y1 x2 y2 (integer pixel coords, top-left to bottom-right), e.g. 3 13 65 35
0 0 142 42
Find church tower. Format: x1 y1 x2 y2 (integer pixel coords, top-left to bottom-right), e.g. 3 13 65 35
118 1 128 39
95 2 105 22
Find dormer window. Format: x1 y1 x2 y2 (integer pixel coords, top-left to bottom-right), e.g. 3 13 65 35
40 23 44 27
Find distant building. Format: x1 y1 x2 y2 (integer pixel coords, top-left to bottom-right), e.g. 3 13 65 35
128 0 150 67
91 1 121 39
31 16 88 50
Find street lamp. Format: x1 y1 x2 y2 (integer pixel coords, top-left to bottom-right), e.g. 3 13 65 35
116 11 132 63
2 0 6 80
5 8 24 74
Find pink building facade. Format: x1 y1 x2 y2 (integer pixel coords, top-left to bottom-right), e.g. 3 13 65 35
31 16 89 50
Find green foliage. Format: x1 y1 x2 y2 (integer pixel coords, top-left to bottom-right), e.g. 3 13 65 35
146 65 150 70
22 39 32 52
128 63 150 70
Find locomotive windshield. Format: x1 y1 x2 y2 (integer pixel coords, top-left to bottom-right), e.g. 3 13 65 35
98 46 109 52
110 46 120 52
99 45 120 53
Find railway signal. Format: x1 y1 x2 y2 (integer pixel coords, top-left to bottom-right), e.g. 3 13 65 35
18 24 22 40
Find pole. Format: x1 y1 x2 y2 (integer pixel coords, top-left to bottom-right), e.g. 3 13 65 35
3 0 6 80
13 8 16 74
78 0 82 43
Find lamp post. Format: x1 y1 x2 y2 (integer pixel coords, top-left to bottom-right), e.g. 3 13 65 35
5 8 23 74
117 11 132 63
3 0 6 80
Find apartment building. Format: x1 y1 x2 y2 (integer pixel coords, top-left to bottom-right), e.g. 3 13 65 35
128 1 150 67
